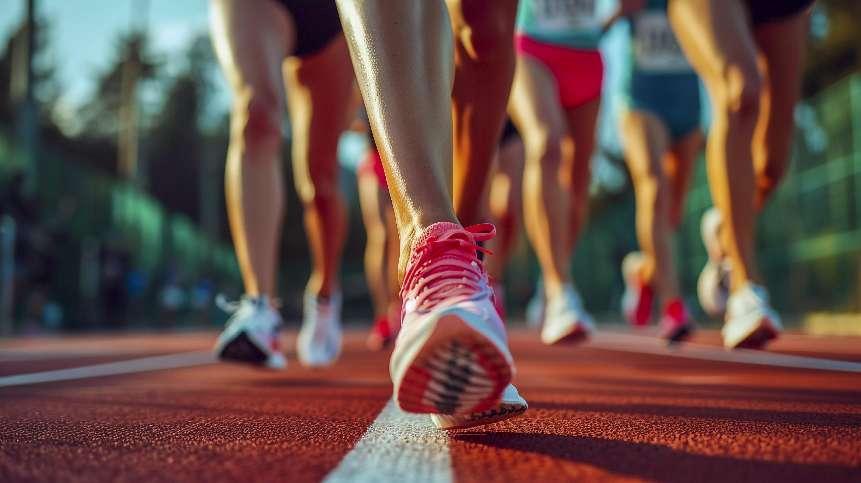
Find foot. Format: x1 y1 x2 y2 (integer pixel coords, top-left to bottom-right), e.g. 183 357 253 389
367 315 394 351
698 208 730 318
722 283 782 349
297 291 343 367
621 252 654 326
541 283 595 345
430 383 527 430
525 280 545 329
214 295 286 369
390 222 514 415
660 298 695 343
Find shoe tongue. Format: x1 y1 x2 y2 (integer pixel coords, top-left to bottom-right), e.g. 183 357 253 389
414 222 468 247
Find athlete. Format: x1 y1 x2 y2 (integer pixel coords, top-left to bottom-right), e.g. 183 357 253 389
616 0 703 342
210 0 353 368
354 111 401 351
668 0 813 348
509 0 617 345
335 0 527 430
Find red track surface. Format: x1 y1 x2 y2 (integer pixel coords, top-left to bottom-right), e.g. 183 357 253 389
1 327 860 482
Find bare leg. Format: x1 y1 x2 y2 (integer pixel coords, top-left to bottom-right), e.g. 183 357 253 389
448 0 519 226
485 137 525 281
336 0 457 277
563 98 600 254
670 0 763 291
752 12 809 209
621 110 678 304
509 55 573 300
664 130 703 229
358 169 389 319
210 0 293 298
284 37 353 298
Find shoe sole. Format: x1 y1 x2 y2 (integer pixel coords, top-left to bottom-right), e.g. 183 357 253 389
734 320 779 349
663 324 694 345
725 317 779 350
541 321 592 346
216 331 268 365
434 401 528 431
392 313 512 416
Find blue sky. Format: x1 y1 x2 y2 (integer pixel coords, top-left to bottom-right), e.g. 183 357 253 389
0 0 219 116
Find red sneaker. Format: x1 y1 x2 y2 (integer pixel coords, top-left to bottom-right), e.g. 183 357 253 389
366 316 393 351
389 222 514 415
660 298 695 343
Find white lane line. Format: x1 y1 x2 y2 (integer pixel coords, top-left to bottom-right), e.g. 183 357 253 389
324 400 453 483
591 332 861 373
0 351 216 388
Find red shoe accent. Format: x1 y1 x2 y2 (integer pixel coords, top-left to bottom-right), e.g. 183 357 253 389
660 298 694 342
630 279 654 327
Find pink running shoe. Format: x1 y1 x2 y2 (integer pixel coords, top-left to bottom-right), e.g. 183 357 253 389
491 279 506 321
390 222 514 415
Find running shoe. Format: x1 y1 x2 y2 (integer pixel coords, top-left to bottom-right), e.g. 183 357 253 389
659 298 695 343
213 295 286 369
297 290 343 367
540 283 595 345
722 283 782 349
367 315 394 351
525 280 545 328
390 222 514 415
430 383 527 430
698 208 730 318
621 251 654 326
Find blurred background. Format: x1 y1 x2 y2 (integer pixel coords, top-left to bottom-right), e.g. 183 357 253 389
0 0 858 335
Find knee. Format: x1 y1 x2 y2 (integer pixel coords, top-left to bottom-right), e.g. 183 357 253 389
718 63 763 121
526 132 565 173
456 10 515 63
232 89 283 157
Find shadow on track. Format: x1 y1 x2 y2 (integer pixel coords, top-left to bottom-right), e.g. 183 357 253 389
452 432 861 483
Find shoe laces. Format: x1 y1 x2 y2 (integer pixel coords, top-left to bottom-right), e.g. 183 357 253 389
401 223 495 312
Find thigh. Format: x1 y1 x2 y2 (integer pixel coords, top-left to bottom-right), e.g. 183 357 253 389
753 11 809 153
210 0 293 97
509 55 568 155
564 97 601 156
284 36 356 187
668 0 759 99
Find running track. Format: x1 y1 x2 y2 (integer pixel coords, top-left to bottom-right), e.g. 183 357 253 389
2 327 860 482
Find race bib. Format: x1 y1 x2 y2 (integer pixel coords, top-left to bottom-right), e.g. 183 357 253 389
633 12 690 72
531 0 600 32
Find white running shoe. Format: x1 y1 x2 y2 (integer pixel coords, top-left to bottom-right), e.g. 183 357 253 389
297 290 343 367
430 383 527 430
391 222 514 416
525 280 545 328
214 295 286 369
698 208 730 318
541 283 595 345
722 283 782 349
